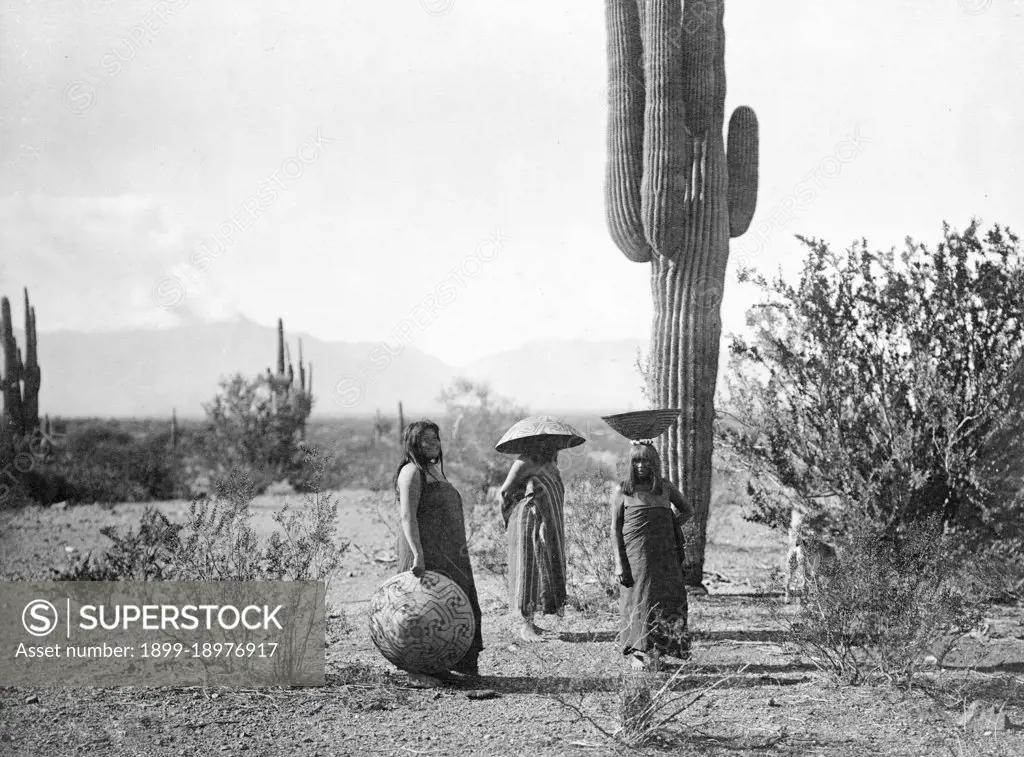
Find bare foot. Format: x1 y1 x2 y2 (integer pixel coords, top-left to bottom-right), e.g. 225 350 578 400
519 624 546 643
629 654 646 671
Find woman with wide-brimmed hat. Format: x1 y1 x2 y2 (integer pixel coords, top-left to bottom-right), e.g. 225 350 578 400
494 415 586 642
602 410 693 669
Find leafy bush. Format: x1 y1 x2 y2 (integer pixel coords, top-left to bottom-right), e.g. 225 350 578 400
56 448 348 587
435 377 528 502
464 493 508 576
722 220 1024 561
56 507 184 581
564 472 618 611
778 512 994 686
21 421 191 505
200 371 313 492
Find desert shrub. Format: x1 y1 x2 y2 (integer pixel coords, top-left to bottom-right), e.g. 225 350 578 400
435 377 528 502
172 468 266 581
721 220 1024 582
554 662 750 749
287 418 390 493
56 448 348 587
564 472 618 611
44 421 189 504
618 671 655 745
555 445 618 484
779 512 993 687
200 371 313 493
614 664 752 748
56 507 184 581
264 449 350 582
175 448 347 584
464 493 507 576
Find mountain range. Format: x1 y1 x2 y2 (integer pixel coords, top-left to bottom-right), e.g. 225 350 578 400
23 318 659 419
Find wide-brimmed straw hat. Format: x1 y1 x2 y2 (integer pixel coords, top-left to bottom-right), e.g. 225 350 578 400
494 415 587 455
600 409 681 443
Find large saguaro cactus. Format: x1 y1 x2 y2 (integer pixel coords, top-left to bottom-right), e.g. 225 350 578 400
605 0 759 588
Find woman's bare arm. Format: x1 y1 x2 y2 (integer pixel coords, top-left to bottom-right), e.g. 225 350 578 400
610 485 632 586
498 457 538 507
397 463 425 576
665 480 694 524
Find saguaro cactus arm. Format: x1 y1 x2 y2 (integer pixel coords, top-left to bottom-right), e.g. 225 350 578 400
605 0 652 263
727 106 759 237
604 0 759 261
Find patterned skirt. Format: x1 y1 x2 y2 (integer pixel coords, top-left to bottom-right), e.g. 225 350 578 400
503 467 567 617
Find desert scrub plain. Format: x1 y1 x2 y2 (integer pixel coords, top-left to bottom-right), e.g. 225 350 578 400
1 481 1023 757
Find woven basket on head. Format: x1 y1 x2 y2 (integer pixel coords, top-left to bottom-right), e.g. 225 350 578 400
494 415 587 455
600 409 681 442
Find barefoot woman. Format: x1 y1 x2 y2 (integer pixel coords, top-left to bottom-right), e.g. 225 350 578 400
612 439 693 667
600 410 692 668
495 416 586 642
395 420 484 683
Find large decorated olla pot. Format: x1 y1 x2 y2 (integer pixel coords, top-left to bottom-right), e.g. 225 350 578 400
367 570 476 675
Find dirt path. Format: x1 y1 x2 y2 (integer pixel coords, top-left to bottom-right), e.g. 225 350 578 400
2 493 1024 756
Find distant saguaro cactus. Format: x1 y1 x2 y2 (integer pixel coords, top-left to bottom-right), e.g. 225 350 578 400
373 408 395 447
22 288 41 433
271 318 313 442
276 318 286 377
1 296 24 439
604 0 759 588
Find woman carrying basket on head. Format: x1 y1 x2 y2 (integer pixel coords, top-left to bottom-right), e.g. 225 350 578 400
602 410 693 670
494 416 586 643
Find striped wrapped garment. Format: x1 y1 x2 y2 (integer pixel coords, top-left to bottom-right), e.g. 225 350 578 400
501 462 567 617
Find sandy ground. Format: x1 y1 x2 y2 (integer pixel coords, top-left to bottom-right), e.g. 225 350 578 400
1 490 1023 756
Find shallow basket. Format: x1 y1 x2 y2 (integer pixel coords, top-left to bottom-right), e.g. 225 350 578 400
600 409 682 441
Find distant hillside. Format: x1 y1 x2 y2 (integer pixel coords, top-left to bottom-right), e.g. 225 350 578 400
24 321 664 419
30 318 452 419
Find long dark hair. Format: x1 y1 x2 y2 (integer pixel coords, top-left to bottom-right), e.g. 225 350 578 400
621 441 663 496
392 420 445 498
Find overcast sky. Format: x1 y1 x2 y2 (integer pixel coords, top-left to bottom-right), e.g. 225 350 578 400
2 0 1022 366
